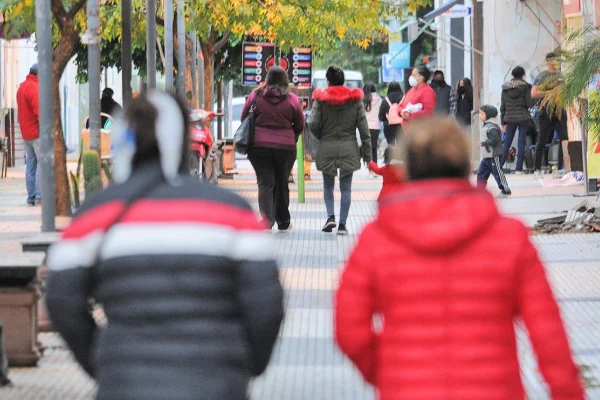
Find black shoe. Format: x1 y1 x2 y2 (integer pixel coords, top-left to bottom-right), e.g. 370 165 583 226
278 222 293 232
337 223 348 236
288 174 295 184
498 190 512 198
322 216 336 232
27 201 35 207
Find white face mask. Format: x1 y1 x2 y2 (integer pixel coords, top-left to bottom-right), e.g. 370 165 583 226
408 76 419 87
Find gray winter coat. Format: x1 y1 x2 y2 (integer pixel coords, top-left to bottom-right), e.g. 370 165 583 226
46 161 284 400
308 86 371 176
480 120 503 158
500 79 534 124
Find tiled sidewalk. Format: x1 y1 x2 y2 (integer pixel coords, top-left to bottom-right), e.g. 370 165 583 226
1 164 599 399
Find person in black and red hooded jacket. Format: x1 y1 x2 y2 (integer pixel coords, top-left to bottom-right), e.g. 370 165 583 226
46 91 284 400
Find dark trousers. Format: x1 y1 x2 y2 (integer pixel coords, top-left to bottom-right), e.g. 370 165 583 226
248 147 296 227
370 129 380 164
477 156 509 192
383 124 402 146
502 120 529 171
535 111 567 171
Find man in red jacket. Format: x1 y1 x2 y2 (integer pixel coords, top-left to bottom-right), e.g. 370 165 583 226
335 117 584 400
16 64 41 206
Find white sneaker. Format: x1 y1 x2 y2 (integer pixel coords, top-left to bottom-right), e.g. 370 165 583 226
533 170 543 179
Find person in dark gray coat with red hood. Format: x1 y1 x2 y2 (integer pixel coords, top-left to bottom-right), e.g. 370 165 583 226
242 66 305 231
500 66 535 173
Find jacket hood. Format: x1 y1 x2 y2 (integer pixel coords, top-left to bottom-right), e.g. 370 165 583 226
312 86 363 106
26 74 38 83
376 179 499 253
386 91 404 103
261 87 288 104
502 79 529 98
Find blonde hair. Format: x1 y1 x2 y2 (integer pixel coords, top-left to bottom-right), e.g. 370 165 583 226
396 117 471 181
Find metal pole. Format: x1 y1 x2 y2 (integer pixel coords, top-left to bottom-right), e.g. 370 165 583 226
191 31 198 106
198 40 205 108
87 0 101 153
176 0 186 99
164 0 174 92
297 135 305 204
36 0 55 232
472 0 483 111
146 0 157 89
224 80 231 138
121 0 133 107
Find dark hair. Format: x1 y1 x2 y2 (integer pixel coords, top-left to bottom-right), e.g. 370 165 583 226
433 70 444 79
124 93 189 172
326 65 345 86
363 82 377 112
255 66 289 96
102 88 114 98
511 66 526 79
387 81 403 94
402 117 471 181
384 146 395 165
546 52 559 61
457 78 473 102
416 66 432 82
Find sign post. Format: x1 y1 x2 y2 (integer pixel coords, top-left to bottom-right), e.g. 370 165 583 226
297 135 305 204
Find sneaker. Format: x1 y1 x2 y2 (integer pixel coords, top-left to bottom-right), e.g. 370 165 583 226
533 170 543 179
34 199 42 206
498 190 512 198
322 216 336 233
278 222 293 233
27 201 35 207
288 174 295 184
337 223 348 236
515 171 525 175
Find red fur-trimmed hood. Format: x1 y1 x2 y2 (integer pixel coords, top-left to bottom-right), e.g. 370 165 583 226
312 86 364 106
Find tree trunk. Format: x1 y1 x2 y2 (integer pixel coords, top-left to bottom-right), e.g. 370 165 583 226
202 51 215 112
185 36 194 104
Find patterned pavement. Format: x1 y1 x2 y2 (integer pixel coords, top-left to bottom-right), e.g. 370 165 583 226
1 163 600 399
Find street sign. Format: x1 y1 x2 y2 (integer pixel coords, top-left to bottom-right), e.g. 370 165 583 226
242 42 276 86
382 54 405 83
282 47 313 87
443 4 472 18
389 42 411 69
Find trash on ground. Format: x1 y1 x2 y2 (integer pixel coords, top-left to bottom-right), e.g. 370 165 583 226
539 171 585 188
535 200 600 234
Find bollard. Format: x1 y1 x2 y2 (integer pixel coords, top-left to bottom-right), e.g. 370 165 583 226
297 135 305 204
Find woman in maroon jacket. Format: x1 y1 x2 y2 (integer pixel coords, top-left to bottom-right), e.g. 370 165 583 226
335 117 584 400
241 67 305 231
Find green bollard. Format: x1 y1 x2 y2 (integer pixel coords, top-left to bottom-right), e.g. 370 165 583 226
297 135 305 204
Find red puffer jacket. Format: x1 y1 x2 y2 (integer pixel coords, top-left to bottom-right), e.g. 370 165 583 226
16 74 40 141
335 179 584 400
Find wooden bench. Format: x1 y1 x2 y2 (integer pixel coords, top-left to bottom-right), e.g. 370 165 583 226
0 253 45 366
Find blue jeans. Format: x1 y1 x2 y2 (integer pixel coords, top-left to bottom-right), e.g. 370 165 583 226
25 139 41 204
501 121 529 171
323 172 353 224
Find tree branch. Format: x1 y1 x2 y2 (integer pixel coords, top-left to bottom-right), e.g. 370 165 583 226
68 0 87 18
51 0 68 28
214 31 231 53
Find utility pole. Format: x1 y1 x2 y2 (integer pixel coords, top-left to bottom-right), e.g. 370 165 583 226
191 31 198 106
35 0 55 232
472 0 483 111
121 0 133 107
87 0 101 153
146 0 157 89
176 0 186 100
164 0 174 93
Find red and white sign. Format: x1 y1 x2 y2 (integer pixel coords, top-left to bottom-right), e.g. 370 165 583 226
563 0 581 16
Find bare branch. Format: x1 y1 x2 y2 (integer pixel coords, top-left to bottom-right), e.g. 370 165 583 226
214 31 231 52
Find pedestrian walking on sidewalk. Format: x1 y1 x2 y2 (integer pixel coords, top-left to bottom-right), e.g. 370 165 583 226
363 82 382 169
378 81 404 146
477 105 511 196
46 91 284 400
397 66 436 127
335 117 584 400
431 70 453 116
451 77 474 128
308 65 371 235
242 66 306 231
368 146 404 202
500 66 535 172
532 52 568 179
16 64 41 206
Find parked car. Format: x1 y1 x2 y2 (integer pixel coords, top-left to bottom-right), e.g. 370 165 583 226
312 70 364 90
212 96 246 139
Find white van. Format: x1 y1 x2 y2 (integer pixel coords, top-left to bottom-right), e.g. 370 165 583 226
312 70 364 90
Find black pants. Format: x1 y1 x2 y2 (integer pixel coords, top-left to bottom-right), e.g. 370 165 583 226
248 147 296 228
370 129 380 164
383 124 402 146
477 156 509 192
534 110 567 171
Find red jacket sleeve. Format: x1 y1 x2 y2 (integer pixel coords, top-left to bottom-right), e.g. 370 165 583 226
516 236 584 400
369 162 383 175
335 226 379 385
409 86 436 119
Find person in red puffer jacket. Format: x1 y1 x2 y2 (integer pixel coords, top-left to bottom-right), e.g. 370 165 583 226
335 117 584 400
16 64 41 206
397 66 436 128
368 147 404 202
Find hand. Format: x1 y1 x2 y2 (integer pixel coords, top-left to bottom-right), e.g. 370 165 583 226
502 125 507 132
401 111 410 120
363 160 370 169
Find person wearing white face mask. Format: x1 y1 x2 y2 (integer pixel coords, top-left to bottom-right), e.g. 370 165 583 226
397 66 436 128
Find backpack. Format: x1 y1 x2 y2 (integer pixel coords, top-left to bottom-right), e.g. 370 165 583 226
385 97 403 125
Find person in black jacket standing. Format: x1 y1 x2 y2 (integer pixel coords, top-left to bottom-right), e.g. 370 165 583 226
431 70 452 116
451 78 474 128
46 91 284 400
500 66 535 173
378 81 404 146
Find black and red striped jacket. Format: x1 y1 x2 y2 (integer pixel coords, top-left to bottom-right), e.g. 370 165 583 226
46 161 284 400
